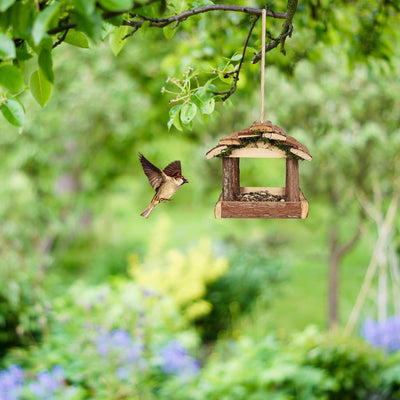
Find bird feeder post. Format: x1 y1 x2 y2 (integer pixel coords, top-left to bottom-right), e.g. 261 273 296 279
222 157 240 201
285 157 300 202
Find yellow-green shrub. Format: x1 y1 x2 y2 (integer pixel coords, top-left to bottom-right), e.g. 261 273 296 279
129 238 227 321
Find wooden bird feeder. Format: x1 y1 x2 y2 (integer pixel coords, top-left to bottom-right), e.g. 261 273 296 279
206 120 312 219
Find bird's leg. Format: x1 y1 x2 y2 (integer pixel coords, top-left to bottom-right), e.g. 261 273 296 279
160 198 173 202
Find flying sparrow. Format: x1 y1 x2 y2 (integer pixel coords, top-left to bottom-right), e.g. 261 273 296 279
139 153 188 218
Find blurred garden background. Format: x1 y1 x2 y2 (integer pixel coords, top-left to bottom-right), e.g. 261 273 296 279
1 0 400 398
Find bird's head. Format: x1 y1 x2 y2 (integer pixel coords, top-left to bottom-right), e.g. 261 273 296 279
176 175 189 185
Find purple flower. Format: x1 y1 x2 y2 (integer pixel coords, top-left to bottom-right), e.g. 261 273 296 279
361 315 400 352
0 365 25 400
28 365 66 399
159 340 200 377
95 328 144 366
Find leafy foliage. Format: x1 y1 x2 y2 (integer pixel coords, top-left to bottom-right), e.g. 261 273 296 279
129 229 228 321
161 328 400 400
196 241 287 341
3 278 200 399
0 0 398 127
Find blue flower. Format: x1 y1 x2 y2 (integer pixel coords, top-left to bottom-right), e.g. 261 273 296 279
28 365 66 399
0 365 25 400
159 340 200 377
95 328 144 370
361 315 400 352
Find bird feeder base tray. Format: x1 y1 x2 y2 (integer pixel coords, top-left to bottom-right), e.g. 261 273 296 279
214 187 309 219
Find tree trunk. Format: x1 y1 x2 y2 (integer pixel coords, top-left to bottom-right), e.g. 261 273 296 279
328 227 340 330
328 224 361 330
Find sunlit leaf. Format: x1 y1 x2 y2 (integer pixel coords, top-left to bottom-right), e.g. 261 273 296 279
0 65 24 93
1 97 25 126
73 0 96 16
230 53 242 61
180 103 197 124
32 2 61 46
109 25 129 56
98 0 134 12
38 48 54 83
163 25 177 40
201 97 215 115
168 104 182 131
0 0 15 12
141 20 151 39
63 30 90 48
30 70 53 107
0 32 15 59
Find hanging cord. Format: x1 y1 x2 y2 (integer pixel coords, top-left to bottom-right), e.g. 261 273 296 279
260 8 266 122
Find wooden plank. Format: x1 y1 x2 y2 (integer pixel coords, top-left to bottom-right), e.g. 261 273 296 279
219 131 241 145
286 158 300 202
214 187 309 219
215 195 222 218
220 200 303 219
262 132 287 141
206 145 228 159
228 142 286 158
290 148 312 161
222 157 240 201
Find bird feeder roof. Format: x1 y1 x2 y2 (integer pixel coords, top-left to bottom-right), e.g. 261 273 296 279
206 120 312 161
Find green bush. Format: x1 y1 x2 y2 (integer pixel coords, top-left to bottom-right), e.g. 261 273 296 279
161 328 400 400
195 241 287 341
0 234 49 357
4 278 201 399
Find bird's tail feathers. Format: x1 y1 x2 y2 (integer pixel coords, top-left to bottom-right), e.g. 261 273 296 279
140 204 154 218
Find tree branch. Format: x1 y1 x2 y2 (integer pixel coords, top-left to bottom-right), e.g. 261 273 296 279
252 0 298 63
213 16 259 101
124 5 285 30
48 4 285 37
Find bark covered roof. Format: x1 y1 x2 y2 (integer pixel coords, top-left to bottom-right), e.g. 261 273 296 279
206 120 312 161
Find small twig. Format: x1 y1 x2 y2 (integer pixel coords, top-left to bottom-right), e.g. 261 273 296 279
48 22 76 35
214 16 259 101
122 26 140 40
53 27 70 49
252 0 297 63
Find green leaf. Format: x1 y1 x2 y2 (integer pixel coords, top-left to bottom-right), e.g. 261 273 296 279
168 105 182 131
0 65 24 93
16 44 33 61
109 25 129 56
230 53 242 61
0 32 15 59
1 98 25 126
73 10 103 42
30 70 52 107
63 30 90 48
192 0 214 6
10 1 35 39
32 2 61 46
163 25 177 40
73 0 96 16
38 48 54 83
98 0 134 12
0 0 15 12
101 22 114 40
141 20 151 39
180 103 197 124
201 97 215 115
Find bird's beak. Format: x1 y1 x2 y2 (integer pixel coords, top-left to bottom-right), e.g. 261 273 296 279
182 177 189 184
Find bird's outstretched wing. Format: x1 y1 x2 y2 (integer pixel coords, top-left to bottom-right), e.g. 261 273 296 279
138 153 165 190
163 160 182 177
